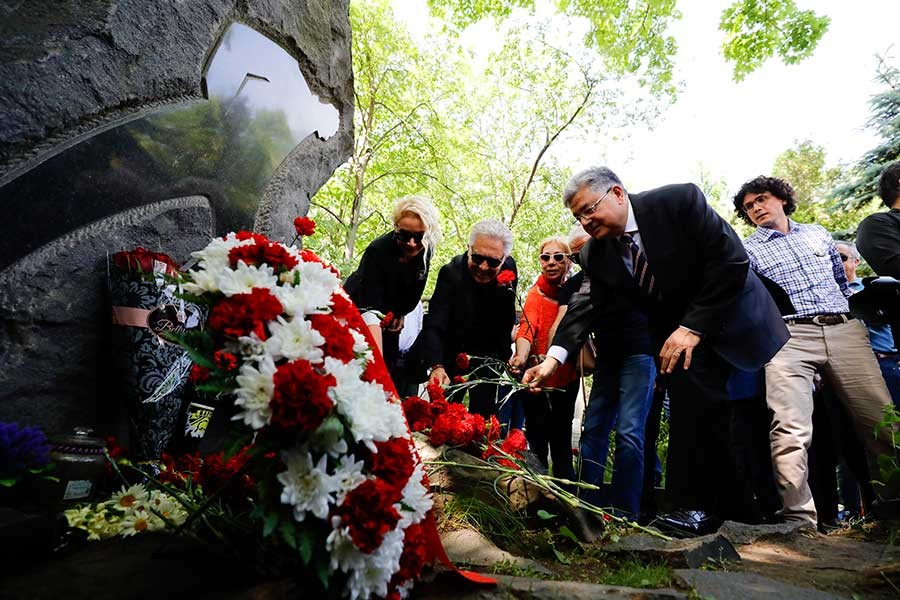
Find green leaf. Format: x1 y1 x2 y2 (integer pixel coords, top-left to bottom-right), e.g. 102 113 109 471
558 525 580 545
298 528 315 565
315 558 330 589
536 509 556 520
551 547 571 564
263 511 280 537
279 521 297 549
223 431 252 461
0 477 19 487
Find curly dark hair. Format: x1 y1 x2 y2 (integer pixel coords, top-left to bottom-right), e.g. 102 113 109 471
732 176 797 225
878 161 900 208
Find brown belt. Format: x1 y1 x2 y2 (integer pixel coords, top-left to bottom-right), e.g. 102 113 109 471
785 313 853 326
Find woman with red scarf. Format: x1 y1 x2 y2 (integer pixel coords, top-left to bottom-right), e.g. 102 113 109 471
510 236 579 479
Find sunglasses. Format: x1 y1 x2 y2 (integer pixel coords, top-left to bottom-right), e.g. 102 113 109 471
470 252 502 269
539 252 568 263
394 229 425 244
839 253 850 262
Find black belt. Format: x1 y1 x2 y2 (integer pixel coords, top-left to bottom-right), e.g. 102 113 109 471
785 313 853 326
875 351 899 360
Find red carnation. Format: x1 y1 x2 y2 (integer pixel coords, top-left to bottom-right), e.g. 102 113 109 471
379 311 395 329
455 353 470 370
338 479 401 553
370 438 415 499
293 216 317 237
486 415 502 443
213 350 239 371
483 428 528 469
300 249 341 277
228 242 298 272
402 396 434 432
270 359 336 431
452 375 467 385
429 403 485 447
389 522 428 591
189 363 210 382
230 231 271 245
425 379 445 403
362 358 392 388
496 269 516 286
329 293 356 322
207 287 283 340
308 314 356 363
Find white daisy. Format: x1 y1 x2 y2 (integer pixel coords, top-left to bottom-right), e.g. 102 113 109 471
277 451 339 522
264 315 326 363
232 355 276 429
276 261 340 316
349 329 374 363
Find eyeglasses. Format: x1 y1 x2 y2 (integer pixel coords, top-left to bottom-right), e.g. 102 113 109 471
394 229 425 245
839 253 850 262
539 252 567 263
470 252 502 269
572 187 613 224
741 194 768 213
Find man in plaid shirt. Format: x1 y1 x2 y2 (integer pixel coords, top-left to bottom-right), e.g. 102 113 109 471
734 175 894 528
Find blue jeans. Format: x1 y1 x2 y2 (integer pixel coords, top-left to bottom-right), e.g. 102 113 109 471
497 388 525 435
580 354 656 516
878 355 900 407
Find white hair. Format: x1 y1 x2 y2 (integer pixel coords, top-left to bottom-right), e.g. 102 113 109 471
468 219 513 255
567 223 590 246
562 166 625 208
392 195 442 259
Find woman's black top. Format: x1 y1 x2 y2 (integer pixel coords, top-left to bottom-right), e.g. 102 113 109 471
416 253 518 376
344 232 430 318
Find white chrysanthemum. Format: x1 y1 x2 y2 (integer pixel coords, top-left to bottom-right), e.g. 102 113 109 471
326 358 409 451
350 329 374 363
396 463 432 529
110 484 149 513
394 580 414 600
216 261 278 297
233 356 276 429
182 267 221 295
264 315 326 363
327 519 405 600
276 261 340 316
332 455 366 504
277 451 339 522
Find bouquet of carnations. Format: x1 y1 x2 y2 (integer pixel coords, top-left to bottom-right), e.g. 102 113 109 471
108 248 203 461
166 230 433 600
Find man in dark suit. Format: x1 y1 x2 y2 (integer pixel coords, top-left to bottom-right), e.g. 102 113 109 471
523 166 789 535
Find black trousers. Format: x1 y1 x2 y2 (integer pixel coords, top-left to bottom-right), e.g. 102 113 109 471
662 342 740 515
522 380 579 480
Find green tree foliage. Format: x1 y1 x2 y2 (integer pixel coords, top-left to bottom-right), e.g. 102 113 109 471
719 0 830 82
428 0 680 97
831 53 900 208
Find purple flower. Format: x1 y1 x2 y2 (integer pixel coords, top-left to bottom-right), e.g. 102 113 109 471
0 422 51 476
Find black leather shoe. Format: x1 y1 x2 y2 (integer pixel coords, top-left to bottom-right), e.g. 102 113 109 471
653 509 721 538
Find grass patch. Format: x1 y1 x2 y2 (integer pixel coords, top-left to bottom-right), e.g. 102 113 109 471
598 558 674 588
442 492 527 549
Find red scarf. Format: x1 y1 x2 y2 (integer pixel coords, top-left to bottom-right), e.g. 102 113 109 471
536 273 561 299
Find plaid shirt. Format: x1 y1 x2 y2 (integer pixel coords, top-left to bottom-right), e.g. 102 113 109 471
743 220 850 319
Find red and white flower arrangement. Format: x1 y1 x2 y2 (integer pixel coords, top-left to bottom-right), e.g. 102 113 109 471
172 227 433 599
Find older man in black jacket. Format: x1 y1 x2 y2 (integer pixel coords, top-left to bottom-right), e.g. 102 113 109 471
524 166 789 535
417 219 518 421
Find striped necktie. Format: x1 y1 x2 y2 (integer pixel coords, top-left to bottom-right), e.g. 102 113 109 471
621 233 658 299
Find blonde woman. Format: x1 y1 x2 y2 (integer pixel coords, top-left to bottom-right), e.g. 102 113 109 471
344 196 441 373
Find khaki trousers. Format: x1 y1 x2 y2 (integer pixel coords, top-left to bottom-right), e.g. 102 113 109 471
765 320 894 525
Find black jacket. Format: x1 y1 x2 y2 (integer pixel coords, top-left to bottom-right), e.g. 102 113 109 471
553 183 788 372
416 252 517 376
344 232 429 318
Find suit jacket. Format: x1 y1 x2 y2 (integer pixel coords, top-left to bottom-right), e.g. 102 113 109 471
554 183 789 372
